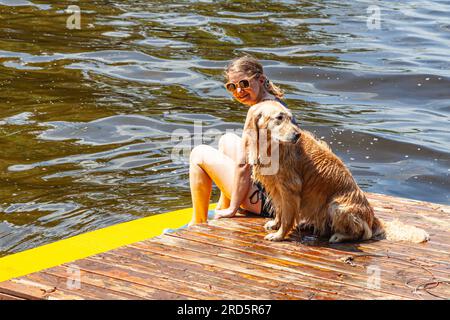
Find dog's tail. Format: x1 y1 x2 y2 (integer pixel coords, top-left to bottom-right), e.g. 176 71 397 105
372 217 430 243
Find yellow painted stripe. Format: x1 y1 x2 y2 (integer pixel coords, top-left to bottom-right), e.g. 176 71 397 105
0 204 216 282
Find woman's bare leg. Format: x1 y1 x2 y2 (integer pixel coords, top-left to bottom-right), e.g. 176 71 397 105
189 140 261 225
216 133 242 210
216 193 230 211
189 145 214 225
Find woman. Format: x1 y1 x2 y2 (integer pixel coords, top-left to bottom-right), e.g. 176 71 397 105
188 55 285 226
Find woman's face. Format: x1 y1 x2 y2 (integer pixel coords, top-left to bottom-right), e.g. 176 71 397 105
226 71 265 106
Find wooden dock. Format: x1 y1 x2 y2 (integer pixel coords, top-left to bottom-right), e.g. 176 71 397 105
0 193 449 300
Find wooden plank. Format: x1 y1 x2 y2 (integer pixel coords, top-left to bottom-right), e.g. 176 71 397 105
0 277 84 300
86 252 255 300
1 191 448 300
234 218 450 266
134 236 412 299
217 217 450 271
236 215 450 246
234 206 450 244
21 272 146 300
205 218 450 299
184 223 450 299
340 241 450 268
88 247 325 300
367 193 450 214
183 224 450 283
369 193 450 218
212 219 448 273
369 206 450 230
69 255 248 300
214 218 449 265
0 292 24 300
44 265 193 300
370 198 450 216
373 209 450 236
127 239 354 299
167 226 440 299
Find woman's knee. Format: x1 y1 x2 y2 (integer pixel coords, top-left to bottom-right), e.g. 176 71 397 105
218 132 241 158
218 132 240 150
190 144 214 166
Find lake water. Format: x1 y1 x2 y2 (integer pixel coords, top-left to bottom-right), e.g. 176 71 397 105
0 0 449 257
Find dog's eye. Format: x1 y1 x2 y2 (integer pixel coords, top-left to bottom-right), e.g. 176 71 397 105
275 114 284 121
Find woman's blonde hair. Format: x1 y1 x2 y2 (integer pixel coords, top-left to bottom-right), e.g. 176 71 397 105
224 54 284 99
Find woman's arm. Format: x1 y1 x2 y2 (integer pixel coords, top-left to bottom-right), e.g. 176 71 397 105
215 107 256 218
214 143 252 218
228 162 252 212
214 163 252 219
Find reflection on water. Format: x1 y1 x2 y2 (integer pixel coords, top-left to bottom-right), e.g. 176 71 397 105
0 0 449 257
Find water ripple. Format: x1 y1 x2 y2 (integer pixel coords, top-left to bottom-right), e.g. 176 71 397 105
1 0 449 257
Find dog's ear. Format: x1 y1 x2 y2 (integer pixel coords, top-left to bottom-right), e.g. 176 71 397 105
242 106 261 165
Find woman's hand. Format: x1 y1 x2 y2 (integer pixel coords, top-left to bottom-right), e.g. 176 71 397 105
214 207 238 219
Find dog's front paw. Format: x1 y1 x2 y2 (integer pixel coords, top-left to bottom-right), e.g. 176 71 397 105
264 220 279 231
264 231 285 242
329 233 350 243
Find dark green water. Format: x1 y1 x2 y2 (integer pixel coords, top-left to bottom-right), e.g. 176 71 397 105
1 0 449 257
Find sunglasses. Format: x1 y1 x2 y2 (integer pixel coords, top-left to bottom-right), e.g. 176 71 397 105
225 73 259 92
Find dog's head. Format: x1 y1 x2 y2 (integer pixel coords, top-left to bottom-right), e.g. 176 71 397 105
243 101 301 165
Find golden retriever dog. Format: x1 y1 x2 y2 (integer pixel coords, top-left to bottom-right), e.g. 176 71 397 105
243 101 429 243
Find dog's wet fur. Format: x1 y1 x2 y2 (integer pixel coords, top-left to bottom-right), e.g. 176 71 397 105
243 101 429 243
